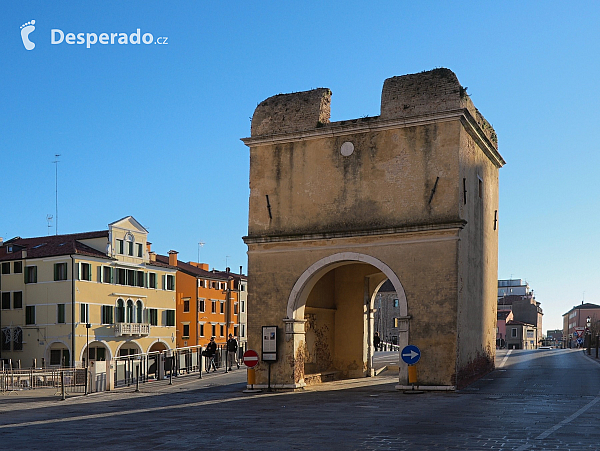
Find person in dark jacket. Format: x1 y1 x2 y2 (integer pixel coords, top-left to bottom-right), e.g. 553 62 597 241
206 336 217 373
227 334 240 370
374 331 381 352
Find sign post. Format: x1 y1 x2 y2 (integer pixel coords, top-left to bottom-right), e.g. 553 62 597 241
262 326 278 391
401 345 423 394
243 349 260 393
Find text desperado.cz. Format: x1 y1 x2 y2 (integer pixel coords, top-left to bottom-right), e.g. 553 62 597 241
51 29 168 48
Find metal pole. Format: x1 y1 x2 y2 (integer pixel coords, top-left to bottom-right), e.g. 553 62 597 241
135 365 140 392
596 334 599 359
61 371 66 400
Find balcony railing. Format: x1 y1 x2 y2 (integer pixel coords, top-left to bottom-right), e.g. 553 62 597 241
115 323 150 337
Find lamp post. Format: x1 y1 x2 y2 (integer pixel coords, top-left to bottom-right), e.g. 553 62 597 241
85 323 91 395
587 316 591 355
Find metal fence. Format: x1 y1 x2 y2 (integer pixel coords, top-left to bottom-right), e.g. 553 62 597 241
1 367 87 395
1 341 248 396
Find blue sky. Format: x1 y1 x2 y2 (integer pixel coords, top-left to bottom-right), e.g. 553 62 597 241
2 2 599 331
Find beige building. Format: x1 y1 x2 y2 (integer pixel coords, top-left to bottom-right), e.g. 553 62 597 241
243 69 504 389
0 217 176 369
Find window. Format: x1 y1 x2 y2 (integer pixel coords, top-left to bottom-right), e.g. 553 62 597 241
241 300 245 313
241 284 245 292
116 299 125 323
166 275 175 291
127 270 136 287
136 271 144 288
24 266 37 284
13 261 22 274
148 308 158 326
211 324 216 337
211 301 217 313
220 302 224 314
1 262 10 274
26 305 35 324
241 324 245 338
198 299 205 313
127 241 134 256
57 304 66 323
1 328 10 351
393 318 399 328
198 279 206 288
393 299 399 308
182 324 190 338
80 303 89 323
126 300 134 323
136 300 143 323
54 263 68 281
13 292 22 309
234 303 238 315
80 263 92 281
116 268 126 285
1 292 10 310
116 239 124 254
166 310 175 326
199 324 204 337
103 266 113 284
101 305 113 324
136 243 143 258
183 299 190 313
220 325 224 337
13 327 23 351
511 328 517 338
149 273 157 289
234 325 238 337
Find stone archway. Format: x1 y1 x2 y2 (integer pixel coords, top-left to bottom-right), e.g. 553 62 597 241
284 253 409 386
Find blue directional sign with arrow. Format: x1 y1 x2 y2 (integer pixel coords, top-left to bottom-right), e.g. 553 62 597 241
401 345 421 365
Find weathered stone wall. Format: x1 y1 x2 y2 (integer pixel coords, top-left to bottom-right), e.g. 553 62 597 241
251 88 331 136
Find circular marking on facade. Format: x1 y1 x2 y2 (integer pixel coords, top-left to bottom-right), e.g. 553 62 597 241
340 141 354 156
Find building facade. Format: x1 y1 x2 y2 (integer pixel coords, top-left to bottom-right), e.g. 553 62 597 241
0 217 177 368
154 253 247 349
562 303 600 348
505 320 537 350
497 279 543 347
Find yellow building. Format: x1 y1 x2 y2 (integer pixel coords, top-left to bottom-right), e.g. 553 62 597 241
0 216 176 368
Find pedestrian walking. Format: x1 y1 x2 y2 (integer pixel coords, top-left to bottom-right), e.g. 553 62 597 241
227 334 240 370
374 331 381 352
206 336 217 372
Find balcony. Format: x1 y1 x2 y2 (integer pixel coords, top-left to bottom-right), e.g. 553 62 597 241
115 323 150 337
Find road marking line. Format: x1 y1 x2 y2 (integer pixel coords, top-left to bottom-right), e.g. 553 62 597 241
497 349 512 368
535 392 600 440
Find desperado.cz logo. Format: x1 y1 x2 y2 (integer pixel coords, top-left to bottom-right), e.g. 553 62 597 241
20 19 168 50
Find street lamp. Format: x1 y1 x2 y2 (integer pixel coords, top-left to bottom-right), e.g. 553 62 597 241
587 316 592 355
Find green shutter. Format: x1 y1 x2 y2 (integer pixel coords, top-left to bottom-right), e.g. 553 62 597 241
54 264 58 281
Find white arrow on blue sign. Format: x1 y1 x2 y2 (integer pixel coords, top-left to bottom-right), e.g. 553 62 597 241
401 345 421 365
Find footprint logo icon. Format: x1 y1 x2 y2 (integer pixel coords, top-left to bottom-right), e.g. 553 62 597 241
20 20 36 50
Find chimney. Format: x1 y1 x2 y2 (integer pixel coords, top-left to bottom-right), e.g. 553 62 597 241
199 263 209 271
239 265 243 276
146 242 152 253
149 251 156 262
226 267 231 273
168 250 178 267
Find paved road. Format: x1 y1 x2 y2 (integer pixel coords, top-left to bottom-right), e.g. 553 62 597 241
2 349 600 450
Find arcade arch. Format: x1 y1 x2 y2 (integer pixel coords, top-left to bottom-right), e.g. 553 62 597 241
285 253 409 383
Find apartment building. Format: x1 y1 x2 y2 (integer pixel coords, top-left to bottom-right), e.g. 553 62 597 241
0 216 176 367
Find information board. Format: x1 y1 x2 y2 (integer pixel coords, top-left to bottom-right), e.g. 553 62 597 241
262 326 277 361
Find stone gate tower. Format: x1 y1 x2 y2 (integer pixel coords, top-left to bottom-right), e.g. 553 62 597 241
242 68 505 389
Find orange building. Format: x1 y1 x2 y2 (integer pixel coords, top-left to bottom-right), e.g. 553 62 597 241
155 252 245 348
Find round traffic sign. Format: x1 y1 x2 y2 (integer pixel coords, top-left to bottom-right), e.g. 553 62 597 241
401 345 421 365
243 349 259 368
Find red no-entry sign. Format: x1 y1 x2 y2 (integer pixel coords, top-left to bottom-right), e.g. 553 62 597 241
243 349 259 368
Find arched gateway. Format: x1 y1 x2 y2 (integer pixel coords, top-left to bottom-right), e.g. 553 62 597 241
243 69 505 390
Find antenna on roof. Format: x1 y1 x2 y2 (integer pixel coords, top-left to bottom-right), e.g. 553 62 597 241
46 215 53 236
198 241 205 264
52 154 61 235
